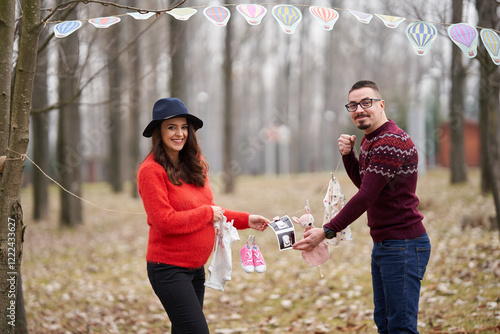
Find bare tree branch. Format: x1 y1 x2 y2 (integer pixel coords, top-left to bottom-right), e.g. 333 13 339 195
37 4 77 56
31 5 162 115
41 0 186 24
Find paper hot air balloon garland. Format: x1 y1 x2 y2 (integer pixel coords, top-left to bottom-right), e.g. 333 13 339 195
272 5 302 34
448 23 479 58
348 9 373 24
480 29 500 65
54 21 83 38
167 7 197 21
89 16 121 28
375 14 406 29
309 6 339 31
406 21 438 56
47 3 500 65
126 12 156 20
236 4 267 26
204 6 231 27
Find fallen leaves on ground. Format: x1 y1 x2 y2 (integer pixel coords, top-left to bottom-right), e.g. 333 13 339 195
20 169 499 333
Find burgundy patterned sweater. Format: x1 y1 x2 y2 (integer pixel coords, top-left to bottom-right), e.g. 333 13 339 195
324 120 426 242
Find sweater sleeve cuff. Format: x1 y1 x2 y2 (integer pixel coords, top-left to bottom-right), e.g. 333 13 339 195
323 220 339 233
342 150 355 162
223 209 250 229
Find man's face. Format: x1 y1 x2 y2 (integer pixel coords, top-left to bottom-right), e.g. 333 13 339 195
348 87 386 134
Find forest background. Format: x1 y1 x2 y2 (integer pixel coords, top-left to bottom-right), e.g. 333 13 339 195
0 0 499 333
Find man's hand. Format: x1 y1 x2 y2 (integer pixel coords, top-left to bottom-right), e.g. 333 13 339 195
338 134 356 155
292 227 326 251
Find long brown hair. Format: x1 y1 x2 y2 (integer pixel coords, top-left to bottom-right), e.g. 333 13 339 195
149 120 208 187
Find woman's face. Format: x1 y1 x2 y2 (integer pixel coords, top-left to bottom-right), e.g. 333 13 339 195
160 117 188 162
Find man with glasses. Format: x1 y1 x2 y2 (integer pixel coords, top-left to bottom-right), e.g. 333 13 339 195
294 80 431 333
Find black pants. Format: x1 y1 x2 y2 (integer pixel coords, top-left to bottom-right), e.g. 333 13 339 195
147 262 209 334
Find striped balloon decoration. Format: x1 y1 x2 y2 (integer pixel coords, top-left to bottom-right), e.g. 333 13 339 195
405 21 438 56
448 23 478 58
480 28 500 65
272 5 302 34
309 6 339 31
236 4 267 25
54 21 83 38
203 6 231 27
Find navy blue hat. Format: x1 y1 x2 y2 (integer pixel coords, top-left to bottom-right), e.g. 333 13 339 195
142 98 203 137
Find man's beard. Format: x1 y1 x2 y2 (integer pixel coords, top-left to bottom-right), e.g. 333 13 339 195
356 119 370 130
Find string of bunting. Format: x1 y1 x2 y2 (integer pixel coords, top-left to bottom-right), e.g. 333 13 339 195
47 3 500 65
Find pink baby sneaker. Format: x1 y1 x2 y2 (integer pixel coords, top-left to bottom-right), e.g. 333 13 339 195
240 236 254 273
252 236 266 273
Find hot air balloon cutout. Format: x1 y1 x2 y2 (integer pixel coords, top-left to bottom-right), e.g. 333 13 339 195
54 20 83 38
480 29 500 65
347 9 373 24
309 6 339 31
375 14 405 29
236 4 267 26
203 6 231 27
127 12 156 20
272 5 302 34
167 7 197 21
448 23 478 58
89 16 121 29
406 21 438 56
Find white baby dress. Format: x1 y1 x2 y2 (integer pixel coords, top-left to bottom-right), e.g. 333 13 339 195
205 216 240 291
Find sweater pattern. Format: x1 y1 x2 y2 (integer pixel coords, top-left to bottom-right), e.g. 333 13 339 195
360 130 418 180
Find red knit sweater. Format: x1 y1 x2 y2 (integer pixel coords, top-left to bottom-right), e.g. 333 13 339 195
137 154 250 268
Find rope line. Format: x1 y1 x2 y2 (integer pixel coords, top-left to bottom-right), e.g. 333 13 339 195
7 148 146 215
7 147 348 218
282 146 349 218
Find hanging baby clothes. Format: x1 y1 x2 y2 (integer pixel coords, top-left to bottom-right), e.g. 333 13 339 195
205 216 240 291
323 176 353 246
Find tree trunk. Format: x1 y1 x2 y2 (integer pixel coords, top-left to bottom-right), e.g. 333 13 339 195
14 272 28 334
476 0 499 194
169 0 188 102
278 38 291 176
476 0 500 231
56 9 83 227
449 0 467 184
0 0 15 148
127 0 141 198
31 28 50 221
297 13 308 172
483 74 500 231
0 1 41 332
479 75 490 194
223 3 235 193
107 21 124 193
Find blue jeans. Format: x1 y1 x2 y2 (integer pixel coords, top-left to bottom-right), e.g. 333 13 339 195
371 233 431 334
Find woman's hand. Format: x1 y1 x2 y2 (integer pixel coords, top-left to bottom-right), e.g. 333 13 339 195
248 215 269 232
211 206 224 223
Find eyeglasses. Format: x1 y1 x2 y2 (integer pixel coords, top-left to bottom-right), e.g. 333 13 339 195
345 99 381 112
